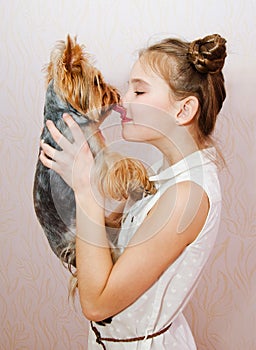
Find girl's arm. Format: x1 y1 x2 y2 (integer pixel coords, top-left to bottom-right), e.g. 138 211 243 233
75 180 209 322
40 115 209 322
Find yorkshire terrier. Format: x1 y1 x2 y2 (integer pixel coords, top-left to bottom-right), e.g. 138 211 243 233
33 35 156 274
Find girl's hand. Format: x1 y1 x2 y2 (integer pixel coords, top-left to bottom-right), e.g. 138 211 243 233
40 114 94 193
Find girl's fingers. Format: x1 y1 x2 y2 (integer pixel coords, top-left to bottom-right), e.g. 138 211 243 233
40 140 60 161
63 114 87 145
46 120 72 151
39 150 60 173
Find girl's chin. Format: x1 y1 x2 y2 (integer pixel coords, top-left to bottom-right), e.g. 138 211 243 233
121 129 137 142
121 125 146 141
121 132 133 142
121 131 145 143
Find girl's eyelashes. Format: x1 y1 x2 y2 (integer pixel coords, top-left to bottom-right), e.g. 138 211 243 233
134 91 145 96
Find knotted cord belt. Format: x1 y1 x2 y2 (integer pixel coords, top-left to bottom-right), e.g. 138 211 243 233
90 320 173 349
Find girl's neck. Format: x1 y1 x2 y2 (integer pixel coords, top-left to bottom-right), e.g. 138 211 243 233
153 129 207 168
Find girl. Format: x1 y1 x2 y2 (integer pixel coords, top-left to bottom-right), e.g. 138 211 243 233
40 33 227 349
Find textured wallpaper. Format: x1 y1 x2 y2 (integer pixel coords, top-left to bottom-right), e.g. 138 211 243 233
0 1 255 349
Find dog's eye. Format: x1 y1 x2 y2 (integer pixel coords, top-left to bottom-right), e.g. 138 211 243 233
93 77 99 86
94 76 104 88
94 77 99 86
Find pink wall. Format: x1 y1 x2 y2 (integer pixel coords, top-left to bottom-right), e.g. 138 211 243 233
0 1 255 349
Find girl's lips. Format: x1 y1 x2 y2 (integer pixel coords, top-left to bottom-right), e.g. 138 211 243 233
113 105 132 122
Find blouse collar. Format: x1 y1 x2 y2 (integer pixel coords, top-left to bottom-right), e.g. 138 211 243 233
149 147 216 182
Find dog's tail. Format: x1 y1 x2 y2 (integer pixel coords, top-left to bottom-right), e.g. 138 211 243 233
59 240 78 300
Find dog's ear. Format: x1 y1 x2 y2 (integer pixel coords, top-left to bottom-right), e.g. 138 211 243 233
63 35 86 75
63 35 75 73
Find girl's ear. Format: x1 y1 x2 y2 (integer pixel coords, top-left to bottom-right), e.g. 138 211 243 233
175 96 199 125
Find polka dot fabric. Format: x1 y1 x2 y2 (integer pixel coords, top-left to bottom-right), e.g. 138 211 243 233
89 148 221 349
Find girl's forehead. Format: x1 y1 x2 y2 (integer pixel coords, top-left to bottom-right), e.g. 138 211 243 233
129 59 168 89
130 59 147 76
130 60 159 83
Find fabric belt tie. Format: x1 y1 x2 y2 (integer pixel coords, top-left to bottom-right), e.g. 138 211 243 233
90 320 173 349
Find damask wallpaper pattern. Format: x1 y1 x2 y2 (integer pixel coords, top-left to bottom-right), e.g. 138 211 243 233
0 1 255 349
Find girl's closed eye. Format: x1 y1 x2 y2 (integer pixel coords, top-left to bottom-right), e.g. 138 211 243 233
134 91 145 96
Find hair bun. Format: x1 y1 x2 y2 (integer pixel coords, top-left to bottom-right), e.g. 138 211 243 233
187 34 227 74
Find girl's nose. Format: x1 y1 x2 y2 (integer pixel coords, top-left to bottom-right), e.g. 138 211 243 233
121 94 127 104
120 96 128 110
121 85 132 105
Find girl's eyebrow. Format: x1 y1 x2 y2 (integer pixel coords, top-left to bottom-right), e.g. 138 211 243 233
130 78 151 86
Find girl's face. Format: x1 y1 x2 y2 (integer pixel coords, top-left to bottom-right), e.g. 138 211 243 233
121 58 180 145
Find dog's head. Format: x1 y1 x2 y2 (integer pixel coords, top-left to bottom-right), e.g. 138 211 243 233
46 35 120 122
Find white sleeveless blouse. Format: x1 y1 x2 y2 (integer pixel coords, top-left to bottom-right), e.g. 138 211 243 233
88 147 222 350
